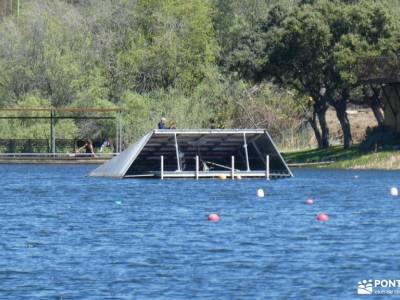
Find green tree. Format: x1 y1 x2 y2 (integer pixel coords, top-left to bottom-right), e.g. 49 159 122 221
258 3 332 148
116 0 217 93
321 0 399 147
263 0 399 148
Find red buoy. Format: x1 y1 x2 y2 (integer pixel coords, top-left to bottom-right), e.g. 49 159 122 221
208 214 220 222
305 198 314 205
316 213 329 222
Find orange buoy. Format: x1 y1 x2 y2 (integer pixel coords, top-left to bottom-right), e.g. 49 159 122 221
316 213 329 222
208 214 220 222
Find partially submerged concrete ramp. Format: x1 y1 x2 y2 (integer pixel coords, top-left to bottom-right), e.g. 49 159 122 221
90 129 292 179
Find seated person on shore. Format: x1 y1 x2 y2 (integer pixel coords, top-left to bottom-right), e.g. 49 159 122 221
169 121 177 129
76 139 96 157
208 118 216 129
100 138 113 153
158 117 167 129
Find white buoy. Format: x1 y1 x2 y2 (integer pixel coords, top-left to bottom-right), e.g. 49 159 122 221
115 201 122 205
390 187 398 196
257 188 265 198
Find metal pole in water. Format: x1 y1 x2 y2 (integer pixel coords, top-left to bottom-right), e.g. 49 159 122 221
243 133 250 171
266 154 270 180
174 133 181 172
231 156 235 180
160 155 164 180
195 155 199 180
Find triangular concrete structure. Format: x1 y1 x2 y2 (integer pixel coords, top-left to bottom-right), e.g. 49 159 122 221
90 129 293 179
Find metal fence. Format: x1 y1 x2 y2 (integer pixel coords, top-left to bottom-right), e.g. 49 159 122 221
0 139 112 153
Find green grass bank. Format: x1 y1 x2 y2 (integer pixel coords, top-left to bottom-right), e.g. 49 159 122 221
283 146 400 169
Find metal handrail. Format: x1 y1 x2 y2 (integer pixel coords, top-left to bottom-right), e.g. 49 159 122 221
0 153 119 157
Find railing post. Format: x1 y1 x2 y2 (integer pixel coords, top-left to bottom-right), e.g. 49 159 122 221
231 156 235 180
50 110 56 156
160 155 164 180
115 113 120 153
119 110 123 152
195 155 199 180
266 154 270 180
243 133 250 171
174 133 181 171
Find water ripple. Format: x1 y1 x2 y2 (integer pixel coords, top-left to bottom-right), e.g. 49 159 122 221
0 165 399 299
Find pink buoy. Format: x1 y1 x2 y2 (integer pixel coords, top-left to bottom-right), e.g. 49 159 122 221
305 198 314 205
208 214 220 222
316 213 329 222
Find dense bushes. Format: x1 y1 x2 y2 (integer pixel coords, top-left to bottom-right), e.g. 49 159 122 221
0 0 398 149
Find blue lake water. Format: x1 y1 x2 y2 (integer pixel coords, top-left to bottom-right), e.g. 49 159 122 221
0 164 400 299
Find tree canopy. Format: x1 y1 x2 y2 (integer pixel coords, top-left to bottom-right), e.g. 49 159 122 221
0 0 399 149
227 0 400 148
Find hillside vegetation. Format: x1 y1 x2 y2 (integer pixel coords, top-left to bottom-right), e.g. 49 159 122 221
0 0 399 149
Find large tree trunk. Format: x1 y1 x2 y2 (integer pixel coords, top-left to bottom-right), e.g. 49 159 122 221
308 97 329 149
371 87 384 127
316 104 329 148
370 98 384 127
334 99 352 149
363 86 384 127
309 111 323 148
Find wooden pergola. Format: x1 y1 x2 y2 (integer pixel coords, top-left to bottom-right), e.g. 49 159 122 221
0 0 19 18
358 56 400 85
0 107 123 154
358 56 400 132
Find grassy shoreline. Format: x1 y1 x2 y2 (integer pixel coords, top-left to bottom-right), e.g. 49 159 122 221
283 146 400 170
